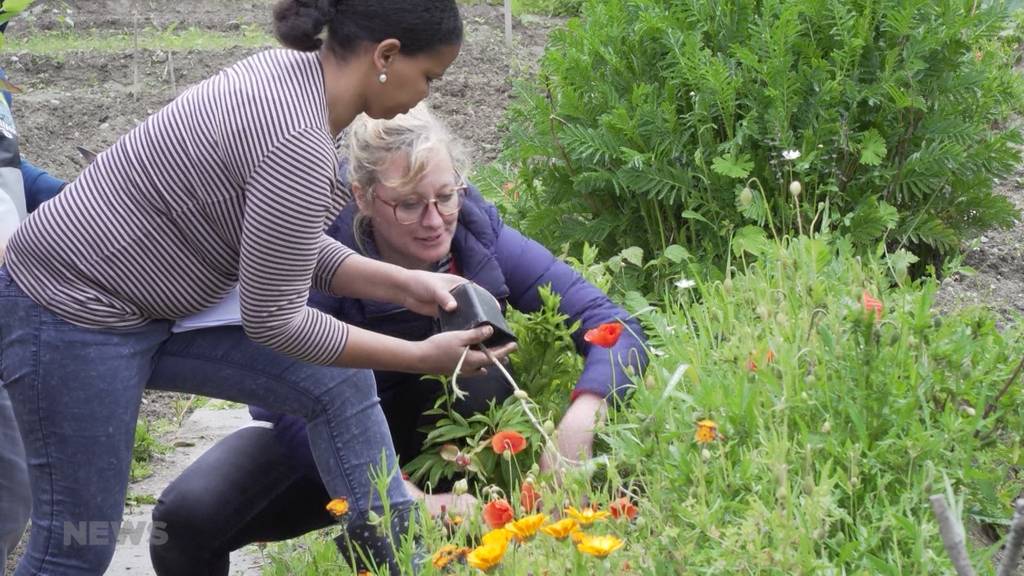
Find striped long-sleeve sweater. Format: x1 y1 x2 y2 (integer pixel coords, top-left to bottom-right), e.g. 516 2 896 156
5 49 355 365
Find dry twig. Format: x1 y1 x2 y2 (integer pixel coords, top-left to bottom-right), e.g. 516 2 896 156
930 493 976 576
998 499 1024 576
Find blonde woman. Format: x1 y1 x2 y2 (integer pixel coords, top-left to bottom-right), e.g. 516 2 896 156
149 104 647 575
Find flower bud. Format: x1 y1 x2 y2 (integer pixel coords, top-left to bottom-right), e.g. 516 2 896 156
502 450 513 462
789 180 802 197
514 389 529 400
701 448 712 461
820 421 831 434
543 420 556 435
722 277 733 294
739 186 754 208
366 510 382 525
453 478 469 496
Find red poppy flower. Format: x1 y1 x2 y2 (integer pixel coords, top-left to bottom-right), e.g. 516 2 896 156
745 356 758 372
609 496 637 520
491 430 528 455
584 322 623 348
483 498 515 529
862 290 883 321
520 481 541 513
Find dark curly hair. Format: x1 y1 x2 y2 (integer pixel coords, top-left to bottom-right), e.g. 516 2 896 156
273 0 462 57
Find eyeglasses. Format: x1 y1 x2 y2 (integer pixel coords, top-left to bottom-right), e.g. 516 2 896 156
372 173 468 225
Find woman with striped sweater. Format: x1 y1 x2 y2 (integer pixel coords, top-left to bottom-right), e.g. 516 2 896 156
0 1 513 574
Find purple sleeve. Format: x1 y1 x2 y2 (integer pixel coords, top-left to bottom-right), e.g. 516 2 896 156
490 207 647 400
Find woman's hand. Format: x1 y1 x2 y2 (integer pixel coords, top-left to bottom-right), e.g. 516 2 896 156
413 326 517 376
539 393 606 475
398 269 464 317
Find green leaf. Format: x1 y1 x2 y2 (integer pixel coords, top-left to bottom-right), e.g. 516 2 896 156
859 129 887 166
886 248 919 283
731 225 769 257
663 244 690 264
679 210 711 225
711 153 754 179
623 290 649 312
620 246 644 267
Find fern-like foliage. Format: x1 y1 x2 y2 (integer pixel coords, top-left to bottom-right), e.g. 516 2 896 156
500 0 1024 280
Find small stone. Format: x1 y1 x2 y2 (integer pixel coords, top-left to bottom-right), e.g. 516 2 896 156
49 99 60 106
981 236 989 243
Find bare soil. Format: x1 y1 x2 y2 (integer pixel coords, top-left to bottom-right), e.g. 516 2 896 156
3 1 560 573
933 162 1024 324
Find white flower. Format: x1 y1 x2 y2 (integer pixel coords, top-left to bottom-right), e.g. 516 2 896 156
782 149 801 161
674 277 696 290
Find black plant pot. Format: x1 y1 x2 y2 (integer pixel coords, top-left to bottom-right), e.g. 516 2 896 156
438 282 516 348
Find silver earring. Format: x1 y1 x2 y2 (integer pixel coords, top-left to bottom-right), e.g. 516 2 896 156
378 72 388 84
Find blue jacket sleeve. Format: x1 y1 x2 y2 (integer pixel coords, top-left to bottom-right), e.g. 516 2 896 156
21 159 66 213
490 205 647 400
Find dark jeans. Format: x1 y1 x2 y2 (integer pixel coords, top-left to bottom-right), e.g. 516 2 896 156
150 369 512 576
0 267 412 575
0 386 30 576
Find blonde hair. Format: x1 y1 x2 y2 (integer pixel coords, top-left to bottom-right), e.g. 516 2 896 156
346 104 468 251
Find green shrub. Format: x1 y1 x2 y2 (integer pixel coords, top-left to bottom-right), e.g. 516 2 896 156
502 0 1024 276
268 234 1024 574
511 0 584 16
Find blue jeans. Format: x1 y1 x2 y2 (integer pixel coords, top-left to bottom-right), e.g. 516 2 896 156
0 386 30 576
0 267 413 575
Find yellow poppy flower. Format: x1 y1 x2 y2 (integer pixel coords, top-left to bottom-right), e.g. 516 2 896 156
466 542 507 571
325 498 349 518
576 533 625 558
540 518 578 540
564 506 611 526
481 527 513 549
504 513 548 542
694 419 718 444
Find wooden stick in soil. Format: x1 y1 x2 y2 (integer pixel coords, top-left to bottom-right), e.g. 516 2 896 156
998 499 1024 576
131 0 140 100
929 494 977 576
504 0 513 50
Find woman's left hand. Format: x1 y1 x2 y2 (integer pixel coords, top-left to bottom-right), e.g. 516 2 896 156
399 269 465 317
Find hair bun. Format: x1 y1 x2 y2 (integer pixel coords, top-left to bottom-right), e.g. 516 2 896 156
273 0 333 52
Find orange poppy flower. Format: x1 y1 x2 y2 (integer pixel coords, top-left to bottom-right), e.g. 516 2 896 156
765 349 776 364
431 544 470 570
482 498 515 529
325 498 349 518
609 496 638 520
694 419 719 444
862 290 883 321
490 430 527 455
584 322 623 348
520 481 541 512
